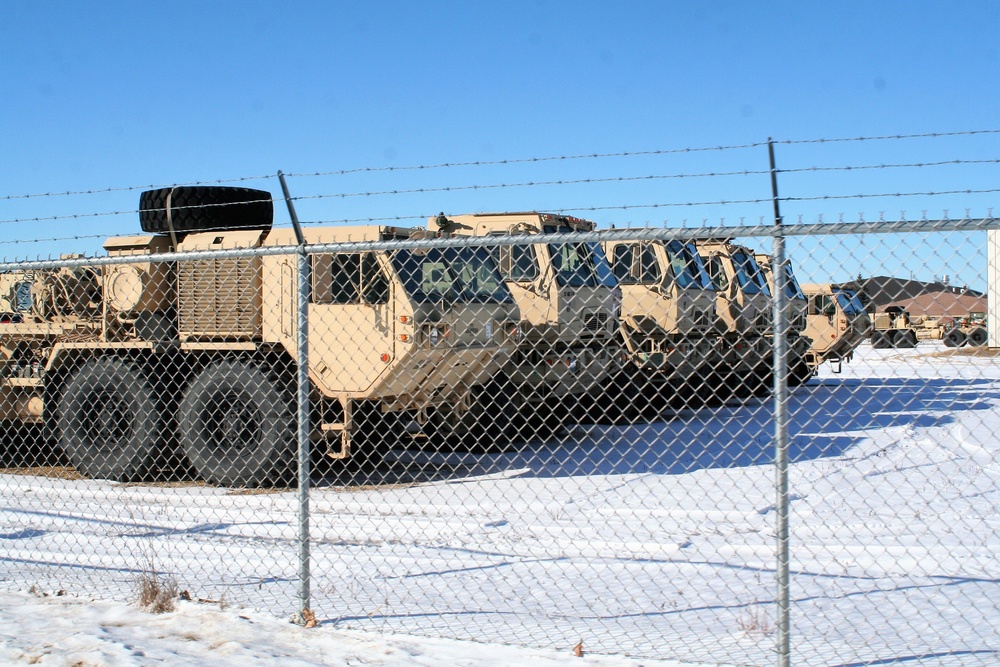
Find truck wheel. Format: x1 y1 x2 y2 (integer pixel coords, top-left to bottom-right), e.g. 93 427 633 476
179 360 293 487
340 400 398 484
787 359 815 387
967 327 988 347
897 330 918 348
751 364 774 397
943 329 966 348
139 186 273 234
871 331 890 349
57 358 164 481
461 384 521 452
588 372 645 422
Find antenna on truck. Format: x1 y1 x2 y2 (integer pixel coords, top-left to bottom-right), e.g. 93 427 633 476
277 170 306 246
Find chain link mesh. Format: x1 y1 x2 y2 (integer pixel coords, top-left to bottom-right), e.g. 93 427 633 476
0 206 997 665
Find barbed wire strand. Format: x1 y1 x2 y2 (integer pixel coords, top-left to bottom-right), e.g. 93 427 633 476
0 234 109 247
778 129 1000 146
0 183 1000 230
0 174 278 203
5 128 999 202
4 174 1000 227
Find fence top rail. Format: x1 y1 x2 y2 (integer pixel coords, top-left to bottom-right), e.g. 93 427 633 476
0 217 996 272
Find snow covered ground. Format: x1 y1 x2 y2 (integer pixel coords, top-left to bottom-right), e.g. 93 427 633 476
2 341 999 666
0 589 699 667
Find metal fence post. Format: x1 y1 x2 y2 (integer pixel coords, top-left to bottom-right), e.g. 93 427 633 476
769 140 791 666
279 171 312 615
296 246 311 613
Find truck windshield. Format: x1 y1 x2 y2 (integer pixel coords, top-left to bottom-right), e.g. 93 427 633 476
732 251 771 296
665 241 713 289
545 228 600 287
783 264 806 300
835 290 865 315
587 242 618 288
391 247 513 304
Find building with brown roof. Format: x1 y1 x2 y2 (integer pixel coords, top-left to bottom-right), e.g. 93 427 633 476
884 290 987 318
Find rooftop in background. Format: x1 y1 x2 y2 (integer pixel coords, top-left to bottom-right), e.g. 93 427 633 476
884 291 987 319
837 275 984 311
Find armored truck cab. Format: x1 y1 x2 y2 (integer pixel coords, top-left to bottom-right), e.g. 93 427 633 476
800 283 871 369
695 240 773 395
601 238 721 411
438 212 618 430
755 254 816 385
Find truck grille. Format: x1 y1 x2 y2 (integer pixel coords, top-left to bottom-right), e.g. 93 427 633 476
583 311 610 333
178 257 262 339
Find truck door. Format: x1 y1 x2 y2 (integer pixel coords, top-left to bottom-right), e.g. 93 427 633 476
309 252 394 394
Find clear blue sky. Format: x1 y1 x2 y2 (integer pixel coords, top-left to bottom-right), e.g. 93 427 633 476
2 1 999 287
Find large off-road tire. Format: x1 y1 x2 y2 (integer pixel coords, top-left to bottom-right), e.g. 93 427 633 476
896 329 918 349
750 363 774 397
343 400 400 483
967 327 988 347
871 330 892 349
787 359 815 387
139 186 273 234
943 328 966 348
179 360 293 487
581 372 643 423
57 358 164 481
456 382 521 452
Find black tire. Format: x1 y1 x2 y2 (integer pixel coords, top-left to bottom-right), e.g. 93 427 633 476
943 328 966 348
347 400 399 478
787 359 815 387
897 329 918 348
871 331 890 349
57 358 164 481
751 363 774 397
179 360 293 487
586 372 644 423
139 186 273 234
967 327 988 347
460 383 521 452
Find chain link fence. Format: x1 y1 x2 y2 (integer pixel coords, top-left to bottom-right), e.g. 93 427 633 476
0 198 997 666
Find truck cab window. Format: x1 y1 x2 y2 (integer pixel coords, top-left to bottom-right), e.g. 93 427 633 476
493 241 539 282
13 282 33 312
612 243 660 285
810 295 836 317
638 244 661 284
707 256 729 291
313 254 360 304
612 244 638 284
361 253 390 304
313 253 388 305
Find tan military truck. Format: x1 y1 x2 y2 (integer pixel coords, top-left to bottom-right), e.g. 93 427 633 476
799 284 871 371
695 239 774 396
938 315 988 348
601 237 721 413
870 306 919 348
0 264 104 465
0 186 519 485
754 254 816 385
436 212 619 435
